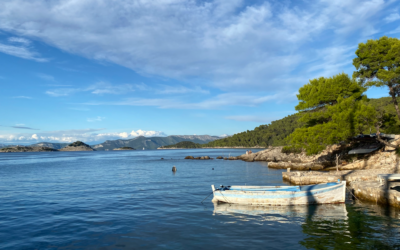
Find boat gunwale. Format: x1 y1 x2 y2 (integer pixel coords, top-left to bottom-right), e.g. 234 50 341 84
217 181 345 194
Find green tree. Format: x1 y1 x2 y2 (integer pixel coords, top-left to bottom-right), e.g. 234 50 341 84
353 36 400 120
288 73 370 154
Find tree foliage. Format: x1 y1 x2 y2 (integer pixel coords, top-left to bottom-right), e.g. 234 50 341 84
287 73 373 154
202 114 301 148
353 36 400 120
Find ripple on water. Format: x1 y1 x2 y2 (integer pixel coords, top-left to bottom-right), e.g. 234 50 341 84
1 149 400 249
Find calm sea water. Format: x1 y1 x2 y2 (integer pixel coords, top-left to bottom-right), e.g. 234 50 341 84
1 149 400 249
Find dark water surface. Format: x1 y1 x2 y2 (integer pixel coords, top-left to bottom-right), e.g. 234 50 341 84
1 149 400 249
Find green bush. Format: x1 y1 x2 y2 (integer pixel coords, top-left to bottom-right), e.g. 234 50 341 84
281 146 302 154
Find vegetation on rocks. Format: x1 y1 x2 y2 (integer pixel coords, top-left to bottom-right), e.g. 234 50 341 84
202 114 300 148
161 141 202 149
68 141 89 147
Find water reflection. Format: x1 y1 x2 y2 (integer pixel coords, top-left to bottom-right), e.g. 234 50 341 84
213 203 400 249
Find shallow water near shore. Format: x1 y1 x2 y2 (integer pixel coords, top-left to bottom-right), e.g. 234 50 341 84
1 149 400 249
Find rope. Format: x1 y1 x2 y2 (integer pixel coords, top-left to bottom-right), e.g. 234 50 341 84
201 191 215 203
218 190 232 203
346 186 362 203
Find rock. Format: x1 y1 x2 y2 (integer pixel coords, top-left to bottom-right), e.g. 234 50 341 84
224 157 228 160
204 156 210 160
172 166 177 172
228 156 238 160
185 156 194 159
195 157 201 160
216 156 223 159
200 156 205 160
161 158 164 160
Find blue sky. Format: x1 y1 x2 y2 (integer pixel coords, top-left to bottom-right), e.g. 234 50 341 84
0 0 399 144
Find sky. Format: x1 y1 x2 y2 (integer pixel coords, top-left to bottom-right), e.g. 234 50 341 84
0 0 400 144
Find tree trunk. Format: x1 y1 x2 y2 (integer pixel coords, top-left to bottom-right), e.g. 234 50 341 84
389 86 400 121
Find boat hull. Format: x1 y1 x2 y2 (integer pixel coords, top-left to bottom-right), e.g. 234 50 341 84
211 181 346 205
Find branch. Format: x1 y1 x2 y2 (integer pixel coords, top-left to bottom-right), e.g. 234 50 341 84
377 134 400 149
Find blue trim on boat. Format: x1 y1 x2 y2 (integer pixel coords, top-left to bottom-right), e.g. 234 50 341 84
214 183 342 199
227 182 338 192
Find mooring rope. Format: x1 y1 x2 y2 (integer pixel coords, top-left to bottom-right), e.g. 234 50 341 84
201 191 215 203
345 186 362 203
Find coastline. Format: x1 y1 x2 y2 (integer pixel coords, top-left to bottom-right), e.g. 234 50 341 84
157 146 266 150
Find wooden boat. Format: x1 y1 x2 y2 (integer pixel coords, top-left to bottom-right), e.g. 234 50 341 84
211 181 346 205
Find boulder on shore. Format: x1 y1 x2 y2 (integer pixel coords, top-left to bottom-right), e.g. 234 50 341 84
185 156 194 159
204 156 210 159
216 156 223 159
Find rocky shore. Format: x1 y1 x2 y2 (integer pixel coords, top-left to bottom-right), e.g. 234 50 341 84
182 136 400 208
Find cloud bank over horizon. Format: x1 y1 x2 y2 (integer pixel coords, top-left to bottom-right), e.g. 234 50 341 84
0 129 167 144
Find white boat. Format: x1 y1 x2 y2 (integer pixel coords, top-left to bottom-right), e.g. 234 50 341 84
211 181 346 205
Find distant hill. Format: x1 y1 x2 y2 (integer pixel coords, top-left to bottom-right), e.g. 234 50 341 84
0 144 19 149
30 142 69 149
159 141 202 149
60 141 95 151
201 114 301 148
93 135 220 150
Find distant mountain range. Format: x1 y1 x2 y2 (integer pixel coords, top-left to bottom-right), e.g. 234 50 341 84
0 135 221 151
92 135 220 150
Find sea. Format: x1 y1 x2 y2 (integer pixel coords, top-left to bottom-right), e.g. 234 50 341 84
1 149 400 249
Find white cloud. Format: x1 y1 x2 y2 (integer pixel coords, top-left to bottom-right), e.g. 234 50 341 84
13 96 32 99
8 36 31 45
45 82 136 97
0 42 47 62
36 73 55 81
224 115 273 123
46 88 77 97
389 25 400 34
86 81 134 95
385 12 400 22
130 129 164 137
0 129 167 143
82 91 298 109
87 116 105 122
155 85 209 95
0 0 392 92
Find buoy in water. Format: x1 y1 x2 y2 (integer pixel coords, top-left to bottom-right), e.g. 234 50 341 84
172 166 177 172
